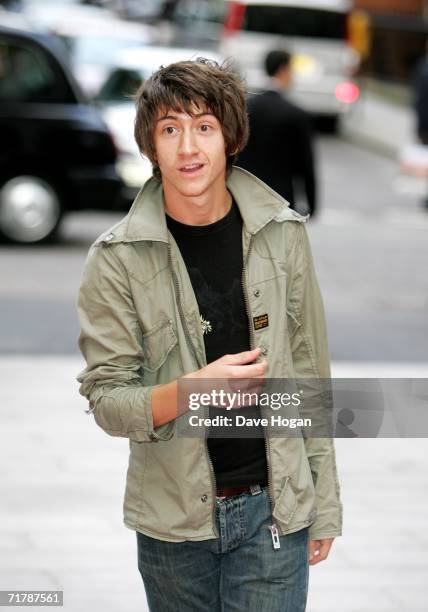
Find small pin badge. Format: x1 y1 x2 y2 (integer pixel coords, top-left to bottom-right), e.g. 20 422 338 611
200 315 213 335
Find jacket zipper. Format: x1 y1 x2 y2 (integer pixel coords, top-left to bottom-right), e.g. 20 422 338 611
168 244 200 366
205 437 219 538
241 234 280 549
167 243 219 538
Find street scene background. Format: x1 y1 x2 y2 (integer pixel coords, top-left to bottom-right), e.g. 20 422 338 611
1 0 428 611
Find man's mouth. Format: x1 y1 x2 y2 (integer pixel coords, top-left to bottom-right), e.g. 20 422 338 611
179 163 204 174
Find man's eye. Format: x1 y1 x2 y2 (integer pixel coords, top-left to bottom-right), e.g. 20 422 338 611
200 124 212 132
163 126 176 135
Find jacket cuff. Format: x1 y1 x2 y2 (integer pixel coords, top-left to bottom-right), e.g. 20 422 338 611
89 384 175 443
138 386 175 443
308 528 342 540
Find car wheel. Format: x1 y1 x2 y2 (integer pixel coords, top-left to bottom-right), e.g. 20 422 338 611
0 175 63 244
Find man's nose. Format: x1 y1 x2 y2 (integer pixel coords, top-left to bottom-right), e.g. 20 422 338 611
178 129 199 155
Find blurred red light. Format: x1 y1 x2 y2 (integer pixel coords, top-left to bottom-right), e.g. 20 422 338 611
335 82 360 104
224 2 246 34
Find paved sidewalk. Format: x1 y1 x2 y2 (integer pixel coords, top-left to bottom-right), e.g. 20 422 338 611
343 87 428 200
1 357 427 611
0 357 146 612
342 88 417 159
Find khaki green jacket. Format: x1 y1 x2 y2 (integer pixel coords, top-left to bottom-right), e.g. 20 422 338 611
77 167 342 542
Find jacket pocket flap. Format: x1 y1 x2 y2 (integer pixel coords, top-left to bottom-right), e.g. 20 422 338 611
272 476 298 525
142 319 177 372
286 309 301 338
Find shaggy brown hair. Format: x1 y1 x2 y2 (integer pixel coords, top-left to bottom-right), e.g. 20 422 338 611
134 58 249 180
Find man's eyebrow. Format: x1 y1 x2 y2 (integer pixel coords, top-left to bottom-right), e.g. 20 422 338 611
157 114 178 122
156 112 215 123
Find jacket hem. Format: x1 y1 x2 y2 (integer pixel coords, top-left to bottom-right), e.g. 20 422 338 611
308 529 342 540
124 518 217 543
279 519 314 536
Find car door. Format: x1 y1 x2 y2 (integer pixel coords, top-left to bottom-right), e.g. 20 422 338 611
0 28 120 243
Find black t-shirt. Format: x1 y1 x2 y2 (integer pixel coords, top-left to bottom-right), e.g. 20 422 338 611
166 202 268 488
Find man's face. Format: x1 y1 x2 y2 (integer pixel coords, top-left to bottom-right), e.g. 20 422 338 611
153 105 228 201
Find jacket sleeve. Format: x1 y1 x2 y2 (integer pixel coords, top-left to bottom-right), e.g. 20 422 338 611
76 242 173 443
287 223 343 540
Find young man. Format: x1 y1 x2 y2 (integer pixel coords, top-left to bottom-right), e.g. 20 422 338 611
238 49 317 216
77 59 342 611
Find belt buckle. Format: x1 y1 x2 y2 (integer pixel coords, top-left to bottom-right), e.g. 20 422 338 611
250 484 262 496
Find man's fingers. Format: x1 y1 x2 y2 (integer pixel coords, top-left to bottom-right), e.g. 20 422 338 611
308 538 334 565
227 377 264 404
229 360 267 379
220 348 262 365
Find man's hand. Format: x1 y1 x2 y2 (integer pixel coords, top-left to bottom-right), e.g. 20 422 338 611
184 347 267 409
152 348 266 427
308 538 334 565
187 347 267 381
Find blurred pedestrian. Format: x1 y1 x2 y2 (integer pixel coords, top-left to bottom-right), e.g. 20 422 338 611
414 44 428 145
238 49 317 216
413 43 428 207
160 0 179 20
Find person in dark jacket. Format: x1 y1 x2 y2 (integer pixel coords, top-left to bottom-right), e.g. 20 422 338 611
414 47 428 145
238 49 317 216
413 45 428 207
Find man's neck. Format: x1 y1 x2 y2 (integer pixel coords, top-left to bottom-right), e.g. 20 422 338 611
270 76 288 92
163 184 232 226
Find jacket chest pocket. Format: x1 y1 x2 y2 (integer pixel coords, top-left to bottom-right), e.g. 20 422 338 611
141 318 178 372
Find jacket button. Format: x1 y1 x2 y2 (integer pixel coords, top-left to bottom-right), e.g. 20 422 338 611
200 494 208 503
253 289 260 297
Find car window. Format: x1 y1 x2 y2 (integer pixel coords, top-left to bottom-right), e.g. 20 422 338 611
60 34 145 68
0 38 64 103
96 68 143 103
173 0 226 25
243 6 346 40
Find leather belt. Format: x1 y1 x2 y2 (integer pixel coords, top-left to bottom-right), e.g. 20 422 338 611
216 484 264 498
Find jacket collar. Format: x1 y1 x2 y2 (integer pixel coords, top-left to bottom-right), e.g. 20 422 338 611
120 166 289 243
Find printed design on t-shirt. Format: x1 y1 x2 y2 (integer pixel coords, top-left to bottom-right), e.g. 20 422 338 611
189 268 247 339
200 315 213 335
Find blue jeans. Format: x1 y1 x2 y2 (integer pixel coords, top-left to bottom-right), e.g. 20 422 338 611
136 487 309 611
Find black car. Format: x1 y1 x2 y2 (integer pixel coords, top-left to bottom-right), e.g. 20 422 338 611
0 25 124 243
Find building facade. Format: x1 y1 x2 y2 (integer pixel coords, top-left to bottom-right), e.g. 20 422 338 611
353 0 428 82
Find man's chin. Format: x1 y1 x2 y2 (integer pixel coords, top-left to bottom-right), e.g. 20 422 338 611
162 170 225 200
175 180 211 199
